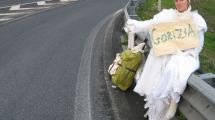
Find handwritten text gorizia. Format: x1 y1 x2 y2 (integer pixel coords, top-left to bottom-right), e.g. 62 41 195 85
151 24 196 46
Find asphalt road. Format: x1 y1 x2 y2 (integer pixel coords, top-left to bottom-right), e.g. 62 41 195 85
0 0 148 119
0 0 51 7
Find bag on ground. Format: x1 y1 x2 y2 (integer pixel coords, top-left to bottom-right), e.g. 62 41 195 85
108 49 142 91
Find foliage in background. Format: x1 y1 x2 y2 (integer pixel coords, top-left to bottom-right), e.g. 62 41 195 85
137 0 215 74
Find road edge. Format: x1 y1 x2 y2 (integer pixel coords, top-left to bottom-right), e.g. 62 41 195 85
103 9 132 120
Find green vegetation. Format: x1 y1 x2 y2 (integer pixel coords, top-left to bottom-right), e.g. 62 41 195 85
119 29 128 46
137 0 215 74
122 29 129 40
119 41 128 46
176 109 186 120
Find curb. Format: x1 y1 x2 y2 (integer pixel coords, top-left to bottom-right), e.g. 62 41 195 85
103 9 128 120
103 9 124 72
103 9 124 81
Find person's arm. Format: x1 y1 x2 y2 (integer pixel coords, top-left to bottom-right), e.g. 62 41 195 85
124 9 175 34
124 19 152 34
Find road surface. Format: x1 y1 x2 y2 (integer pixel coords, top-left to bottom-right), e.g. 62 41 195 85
0 0 147 119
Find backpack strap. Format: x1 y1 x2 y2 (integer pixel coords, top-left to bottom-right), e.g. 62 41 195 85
118 64 136 73
108 62 114 81
108 62 115 73
142 38 148 50
114 62 128 87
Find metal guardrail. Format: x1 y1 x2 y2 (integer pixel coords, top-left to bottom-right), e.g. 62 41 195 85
124 0 152 49
124 0 215 120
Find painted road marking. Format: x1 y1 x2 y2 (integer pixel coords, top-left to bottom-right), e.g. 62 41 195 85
0 12 31 16
74 13 113 120
2 0 77 10
0 18 13 21
9 5 20 10
9 5 37 11
37 1 53 5
11 7 48 11
61 0 78 2
0 0 78 24
37 1 47 5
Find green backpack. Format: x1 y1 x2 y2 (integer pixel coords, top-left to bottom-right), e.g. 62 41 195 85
110 49 142 91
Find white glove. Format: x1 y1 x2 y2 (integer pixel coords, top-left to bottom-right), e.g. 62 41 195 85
124 19 135 33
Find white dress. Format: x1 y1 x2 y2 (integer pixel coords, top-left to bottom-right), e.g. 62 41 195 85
129 6 207 120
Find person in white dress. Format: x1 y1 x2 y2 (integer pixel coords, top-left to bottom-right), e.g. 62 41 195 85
124 0 207 119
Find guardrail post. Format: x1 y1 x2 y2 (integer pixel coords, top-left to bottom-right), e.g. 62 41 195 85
158 0 161 12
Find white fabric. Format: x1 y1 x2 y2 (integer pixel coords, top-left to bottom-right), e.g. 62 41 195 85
124 20 135 33
131 43 145 53
131 7 207 120
127 32 135 49
125 19 151 34
124 20 134 49
124 19 151 49
108 53 121 75
134 51 147 83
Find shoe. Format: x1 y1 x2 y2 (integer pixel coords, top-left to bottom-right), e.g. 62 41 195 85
166 97 178 120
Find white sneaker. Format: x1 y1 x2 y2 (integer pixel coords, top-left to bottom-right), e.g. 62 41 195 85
166 98 178 120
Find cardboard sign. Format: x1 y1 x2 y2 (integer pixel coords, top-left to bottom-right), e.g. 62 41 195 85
148 13 200 56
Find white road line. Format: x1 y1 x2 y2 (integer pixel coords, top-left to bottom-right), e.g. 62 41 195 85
1 0 73 10
37 1 47 5
37 1 53 5
11 7 50 11
9 5 38 11
0 0 52 9
114 9 123 16
74 13 113 120
0 0 75 26
0 18 13 21
103 9 125 120
9 5 20 10
60 0 77 2
0 12 31 16
10 8 32 10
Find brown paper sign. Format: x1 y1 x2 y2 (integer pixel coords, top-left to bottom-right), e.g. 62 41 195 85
148 13 200 56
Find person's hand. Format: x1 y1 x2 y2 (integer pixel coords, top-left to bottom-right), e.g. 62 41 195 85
124 19 135 33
